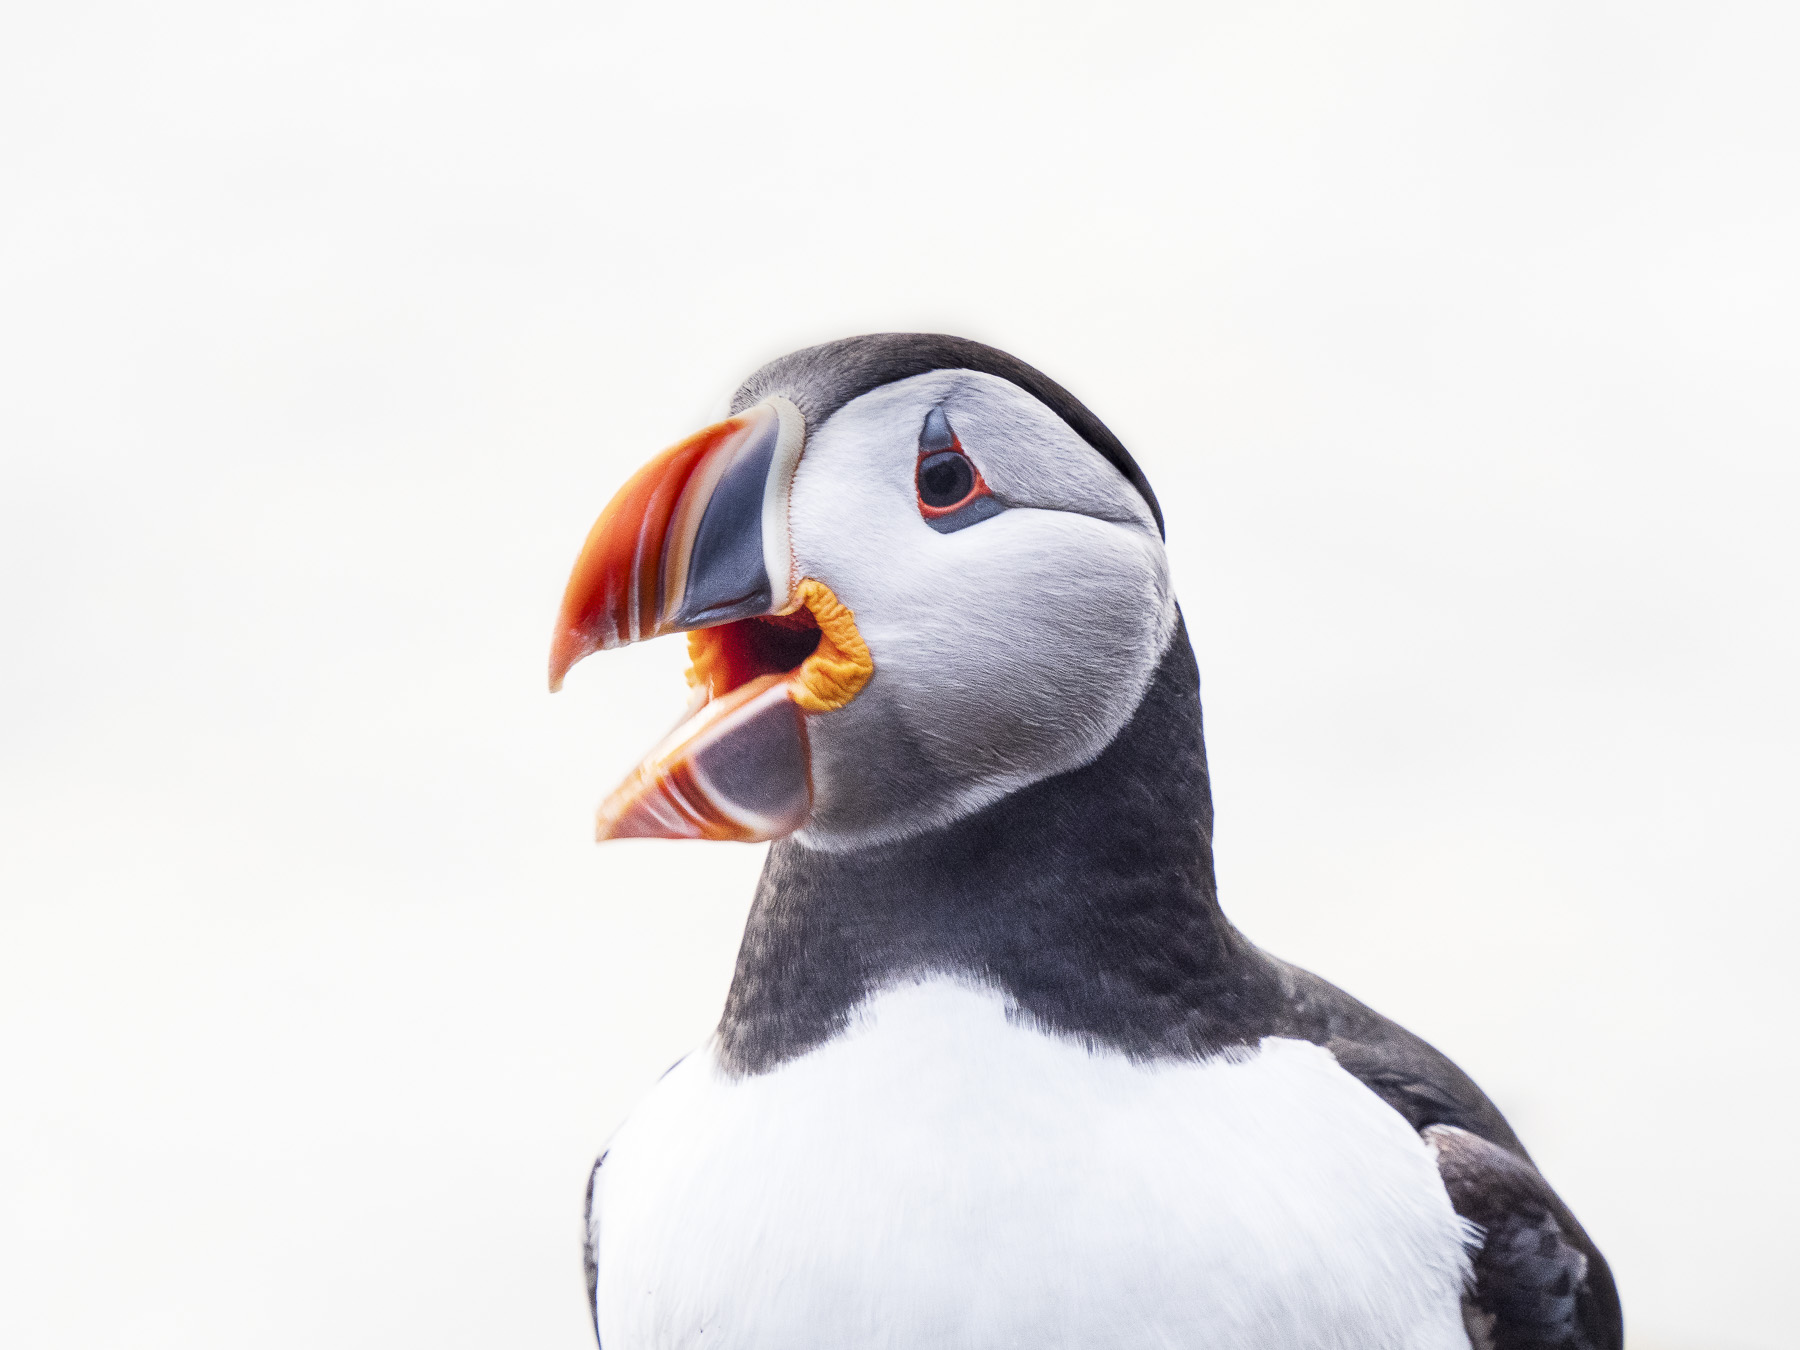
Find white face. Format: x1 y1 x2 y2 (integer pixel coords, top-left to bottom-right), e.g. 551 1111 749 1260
785 370 1177 850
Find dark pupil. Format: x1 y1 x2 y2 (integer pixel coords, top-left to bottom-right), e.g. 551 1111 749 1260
918 451 974 508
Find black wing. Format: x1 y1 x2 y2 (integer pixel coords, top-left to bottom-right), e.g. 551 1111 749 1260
583 1151 607 1348
1269 961 1622 1350
1427 1125 1622 1350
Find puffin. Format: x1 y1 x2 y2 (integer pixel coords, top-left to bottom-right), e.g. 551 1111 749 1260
547 334 1623 1350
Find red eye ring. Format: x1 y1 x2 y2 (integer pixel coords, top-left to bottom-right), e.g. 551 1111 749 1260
916 447 991 518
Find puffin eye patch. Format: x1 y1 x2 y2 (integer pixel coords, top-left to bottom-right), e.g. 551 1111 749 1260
915 408 1004 533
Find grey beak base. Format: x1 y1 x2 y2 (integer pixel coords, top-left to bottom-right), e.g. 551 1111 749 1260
688 689 812 837
672 413 780 629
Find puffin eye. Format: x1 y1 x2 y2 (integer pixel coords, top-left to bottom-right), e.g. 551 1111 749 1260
918 451 976 509
914 407 994 526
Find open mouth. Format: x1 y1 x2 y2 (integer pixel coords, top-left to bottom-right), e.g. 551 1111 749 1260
547 397 871 844
686 605 823 708
593 579 872 842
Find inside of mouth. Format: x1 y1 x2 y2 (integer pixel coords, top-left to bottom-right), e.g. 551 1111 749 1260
686 606 824 705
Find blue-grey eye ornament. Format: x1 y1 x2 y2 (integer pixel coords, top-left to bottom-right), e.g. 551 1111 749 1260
915 407 1007 534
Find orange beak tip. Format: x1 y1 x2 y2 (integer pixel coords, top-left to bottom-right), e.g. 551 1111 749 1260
548 626 598 693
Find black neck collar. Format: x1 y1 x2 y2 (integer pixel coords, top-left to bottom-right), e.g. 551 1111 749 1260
716 616 1284 1075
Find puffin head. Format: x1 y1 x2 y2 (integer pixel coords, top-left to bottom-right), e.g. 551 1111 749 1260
549 334 1177 851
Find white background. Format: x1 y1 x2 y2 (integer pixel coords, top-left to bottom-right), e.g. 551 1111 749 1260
3 3 1794 1347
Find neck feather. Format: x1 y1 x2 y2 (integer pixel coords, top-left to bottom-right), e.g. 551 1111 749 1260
716 614 1283 1075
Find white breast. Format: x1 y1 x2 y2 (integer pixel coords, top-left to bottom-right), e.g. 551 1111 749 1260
593 979 1473 1350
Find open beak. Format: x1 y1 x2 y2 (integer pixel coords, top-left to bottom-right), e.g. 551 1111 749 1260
548 397 872 842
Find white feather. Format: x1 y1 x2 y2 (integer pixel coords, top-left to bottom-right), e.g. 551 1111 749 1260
594 979 1474 1350
787 371 1177 850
